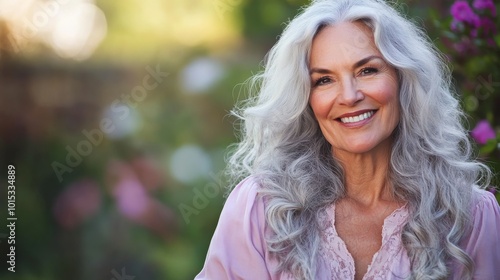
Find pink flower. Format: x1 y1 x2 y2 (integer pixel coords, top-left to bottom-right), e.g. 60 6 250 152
473 0 496 15
114 178 150 219
470 17 497 38
451 1 480 28
478 17 497 36
471 120 496 144
451 20 463 32
106 160 150 219
131 157 164 191
489 187 497 195
53 179 102 229
452 38 475 54
105 160 178 238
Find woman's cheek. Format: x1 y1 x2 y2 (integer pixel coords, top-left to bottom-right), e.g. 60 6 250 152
310 91 334 119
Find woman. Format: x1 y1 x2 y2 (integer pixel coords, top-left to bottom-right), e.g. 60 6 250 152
196 0 500 279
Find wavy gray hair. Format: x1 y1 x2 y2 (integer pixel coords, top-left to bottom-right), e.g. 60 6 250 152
226 0 491 279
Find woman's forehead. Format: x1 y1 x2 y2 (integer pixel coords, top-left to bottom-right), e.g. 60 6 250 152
310 22 381 67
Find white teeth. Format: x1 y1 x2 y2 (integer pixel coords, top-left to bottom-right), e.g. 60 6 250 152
340 111 374 124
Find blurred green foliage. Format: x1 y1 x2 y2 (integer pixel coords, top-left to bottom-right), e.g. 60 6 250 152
429 0 500 194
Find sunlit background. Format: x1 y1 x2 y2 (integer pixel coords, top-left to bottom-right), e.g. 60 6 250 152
0 0 498 279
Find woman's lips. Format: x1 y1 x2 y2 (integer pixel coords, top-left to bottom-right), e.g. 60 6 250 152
336 109 377 124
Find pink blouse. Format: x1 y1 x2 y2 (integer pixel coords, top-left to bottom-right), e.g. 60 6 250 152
195 177 500 279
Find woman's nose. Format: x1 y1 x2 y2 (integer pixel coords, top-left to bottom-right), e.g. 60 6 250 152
337 78 364 106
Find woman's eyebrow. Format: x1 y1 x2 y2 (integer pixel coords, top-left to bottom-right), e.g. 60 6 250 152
352 55 382 69
309 67 332 75
309 55 383 75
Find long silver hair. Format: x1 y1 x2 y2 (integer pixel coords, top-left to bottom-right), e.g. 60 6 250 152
226 0 491 279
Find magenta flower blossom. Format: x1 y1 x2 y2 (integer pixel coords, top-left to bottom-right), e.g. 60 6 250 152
471 120 496 144
471 17 497 37
452 39 476 54
107 160 151 220
53 179 102 229
473 0 497 15
450 20 461 31
451 1 480 27
489 187 497 195
114 178 150 219
479 17 497 35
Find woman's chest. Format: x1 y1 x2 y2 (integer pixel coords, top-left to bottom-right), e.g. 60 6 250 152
315 203 411 280
335 212 385 279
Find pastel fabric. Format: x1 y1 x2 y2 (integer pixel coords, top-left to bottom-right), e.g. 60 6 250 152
195 177 500 280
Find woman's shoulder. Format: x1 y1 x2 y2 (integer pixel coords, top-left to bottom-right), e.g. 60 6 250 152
466 187 500 237
224 176 265 210
227 175 262 196
219 176 268 236
195 176 281 280
458 187 500 279
470 187 500 215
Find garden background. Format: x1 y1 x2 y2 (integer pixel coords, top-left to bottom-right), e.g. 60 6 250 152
0 0 498 279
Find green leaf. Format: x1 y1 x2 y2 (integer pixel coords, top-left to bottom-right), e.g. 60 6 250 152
479 139 498 155
495 34 500 47
442 30 458 40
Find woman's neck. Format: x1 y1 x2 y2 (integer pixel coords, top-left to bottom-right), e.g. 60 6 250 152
334 140 395 208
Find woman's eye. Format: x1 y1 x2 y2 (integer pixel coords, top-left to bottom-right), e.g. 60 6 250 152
360 67 378 76
313 77 332 87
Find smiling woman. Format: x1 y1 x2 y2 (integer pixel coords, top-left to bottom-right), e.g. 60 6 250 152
195 0 500 279
309 22 400 157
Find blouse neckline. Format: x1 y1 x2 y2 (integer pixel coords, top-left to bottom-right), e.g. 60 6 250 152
318 203 409 279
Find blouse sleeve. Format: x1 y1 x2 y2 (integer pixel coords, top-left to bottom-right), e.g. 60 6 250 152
462 189 500 279
195 177 278 280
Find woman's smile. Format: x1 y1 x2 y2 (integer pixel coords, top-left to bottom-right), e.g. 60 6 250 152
336 109 376 126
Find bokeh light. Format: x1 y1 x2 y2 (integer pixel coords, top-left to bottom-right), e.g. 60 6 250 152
169 145 212 184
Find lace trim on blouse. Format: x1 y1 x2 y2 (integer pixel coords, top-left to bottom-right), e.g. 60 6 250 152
317 204 409 280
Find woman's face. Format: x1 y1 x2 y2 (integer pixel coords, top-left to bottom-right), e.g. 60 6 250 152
309 21 400 157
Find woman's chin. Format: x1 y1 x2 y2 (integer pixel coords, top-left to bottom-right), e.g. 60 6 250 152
332 138 394 157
